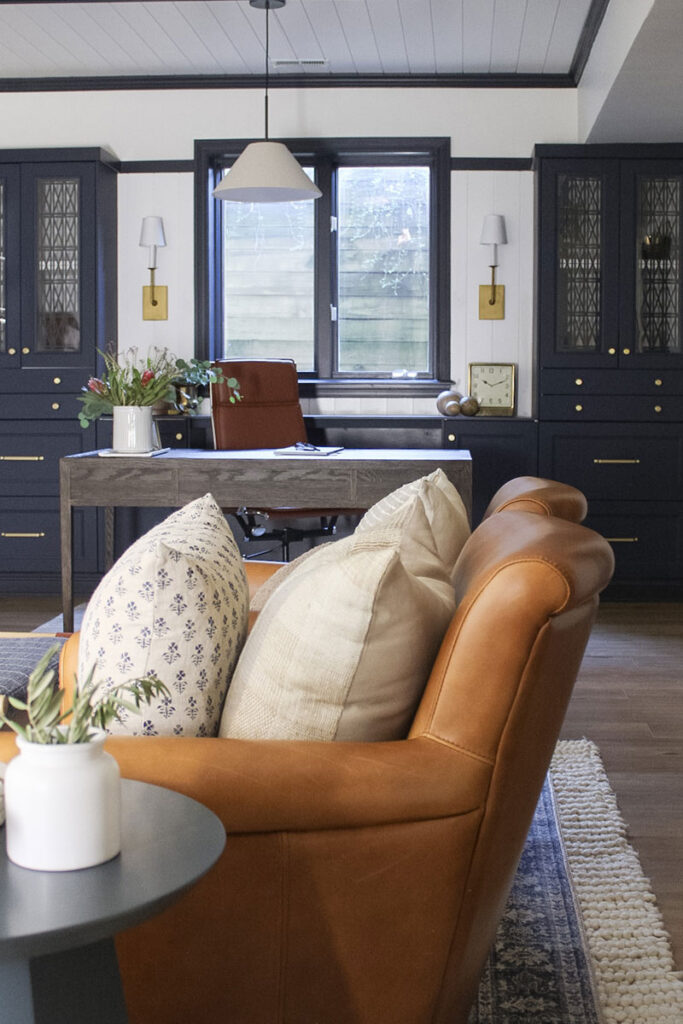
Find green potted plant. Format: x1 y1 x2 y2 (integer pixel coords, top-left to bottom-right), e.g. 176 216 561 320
172 358 241 414
0 645 169 871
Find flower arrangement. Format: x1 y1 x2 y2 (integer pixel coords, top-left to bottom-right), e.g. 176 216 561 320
77 347 241 427
0 644 169 744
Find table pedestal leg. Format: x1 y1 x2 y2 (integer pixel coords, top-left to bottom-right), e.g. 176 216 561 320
1 939 128 1023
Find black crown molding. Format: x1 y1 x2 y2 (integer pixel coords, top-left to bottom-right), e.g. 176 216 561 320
0 71 574 94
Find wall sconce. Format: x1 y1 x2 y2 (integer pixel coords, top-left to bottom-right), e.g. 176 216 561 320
139 216 168 321
479 214 507 320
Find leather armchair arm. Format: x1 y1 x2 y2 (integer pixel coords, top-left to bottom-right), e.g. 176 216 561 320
0 731 490 834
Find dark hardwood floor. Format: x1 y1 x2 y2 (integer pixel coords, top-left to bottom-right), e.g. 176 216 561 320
2 595 681 969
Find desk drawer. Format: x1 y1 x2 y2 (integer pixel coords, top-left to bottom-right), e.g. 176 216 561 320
538 424 683 500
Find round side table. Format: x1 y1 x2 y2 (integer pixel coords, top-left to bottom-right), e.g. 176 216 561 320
0 778 225 1024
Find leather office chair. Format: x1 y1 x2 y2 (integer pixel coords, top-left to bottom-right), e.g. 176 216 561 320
211 358 354 560
10 487 613 1024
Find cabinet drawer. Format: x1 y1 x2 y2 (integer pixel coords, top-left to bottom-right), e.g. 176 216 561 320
538 424 683 499
540 368 683 395
585 503 683 581
0 421 97 496
1 393 83 419
0 505 97 572
540 394 683 422
0 368 90 394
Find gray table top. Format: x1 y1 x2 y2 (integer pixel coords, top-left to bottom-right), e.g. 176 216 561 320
0 779 225 959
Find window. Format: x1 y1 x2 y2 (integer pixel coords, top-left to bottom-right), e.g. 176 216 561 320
195 138 450 394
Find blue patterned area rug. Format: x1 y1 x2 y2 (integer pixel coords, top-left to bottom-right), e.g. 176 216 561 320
470 776 600 1024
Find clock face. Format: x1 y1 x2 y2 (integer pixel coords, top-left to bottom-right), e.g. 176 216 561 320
468 363 515 416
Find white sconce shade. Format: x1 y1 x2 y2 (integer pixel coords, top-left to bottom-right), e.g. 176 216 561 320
480 214 507 266
139 216 166 269
212 141 322 204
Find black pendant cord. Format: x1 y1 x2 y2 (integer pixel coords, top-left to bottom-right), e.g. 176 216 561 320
264 3 269 140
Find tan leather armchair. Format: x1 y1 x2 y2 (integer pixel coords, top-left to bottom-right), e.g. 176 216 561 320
0 482 614 1024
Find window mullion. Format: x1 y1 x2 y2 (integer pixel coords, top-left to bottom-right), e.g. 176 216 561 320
313 160 334 379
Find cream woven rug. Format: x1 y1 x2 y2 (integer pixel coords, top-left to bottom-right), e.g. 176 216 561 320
551 739 683 1022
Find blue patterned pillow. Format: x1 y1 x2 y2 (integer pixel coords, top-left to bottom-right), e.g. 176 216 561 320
78 493 249 736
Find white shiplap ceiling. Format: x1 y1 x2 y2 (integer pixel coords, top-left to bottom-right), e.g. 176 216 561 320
0 0 601 85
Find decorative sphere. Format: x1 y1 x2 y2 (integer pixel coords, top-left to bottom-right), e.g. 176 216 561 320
459 396 480 416
436 389 462 417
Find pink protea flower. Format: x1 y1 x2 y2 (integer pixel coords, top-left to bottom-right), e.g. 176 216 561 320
87 377 107 395
140 369 155 386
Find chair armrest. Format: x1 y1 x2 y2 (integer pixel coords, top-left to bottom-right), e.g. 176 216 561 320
105 734 491 834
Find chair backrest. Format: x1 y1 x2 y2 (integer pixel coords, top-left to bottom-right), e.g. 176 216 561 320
482 474 588 522
410 508 614 1018
211 358 307 450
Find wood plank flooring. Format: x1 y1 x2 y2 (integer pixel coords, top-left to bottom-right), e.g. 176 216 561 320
560 601 683 971
2 595 681 969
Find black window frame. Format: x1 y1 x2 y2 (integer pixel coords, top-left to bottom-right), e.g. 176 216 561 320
194 136 451 397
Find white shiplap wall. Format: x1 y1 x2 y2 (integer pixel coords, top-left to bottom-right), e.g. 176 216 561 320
118 168 536 418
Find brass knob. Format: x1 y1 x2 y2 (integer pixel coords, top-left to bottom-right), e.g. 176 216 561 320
575 404 583 412
51 402 60 411
447 433 456 442
608 348 616 355
654 378 662 386
53 376 61 385
175 433 183 441
654 405 662 413
8 347 16 355
575 378 583 386
623 348 631 355
22 347 30 354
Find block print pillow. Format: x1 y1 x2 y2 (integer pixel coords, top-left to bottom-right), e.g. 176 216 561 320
79 493 249 737
219 487 457 743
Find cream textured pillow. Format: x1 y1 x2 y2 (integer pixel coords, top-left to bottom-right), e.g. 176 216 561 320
355 467 470 579
219 483 457 742
79 493 249 737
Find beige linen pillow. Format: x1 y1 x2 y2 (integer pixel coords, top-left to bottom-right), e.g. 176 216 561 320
79 493 249 737
219 484 456 742
249 469 470 614
355 467 470 579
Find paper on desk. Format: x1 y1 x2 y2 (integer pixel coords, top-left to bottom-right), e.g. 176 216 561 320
273 446 344 456
98 448 171 457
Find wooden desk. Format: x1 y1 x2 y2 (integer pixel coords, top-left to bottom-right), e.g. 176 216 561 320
60 448 472 632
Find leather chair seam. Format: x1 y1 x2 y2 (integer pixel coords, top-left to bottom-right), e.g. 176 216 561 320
423 732 495 766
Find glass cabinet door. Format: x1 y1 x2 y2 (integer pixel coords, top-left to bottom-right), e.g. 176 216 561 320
0 165 21 367
21 162 96 370
627 166 682 363
538 159 620 367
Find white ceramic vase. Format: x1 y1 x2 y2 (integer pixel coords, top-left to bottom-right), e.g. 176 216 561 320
4 733 121 871
112 404 155 453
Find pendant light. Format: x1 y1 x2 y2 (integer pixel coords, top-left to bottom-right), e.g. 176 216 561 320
212 0 321 203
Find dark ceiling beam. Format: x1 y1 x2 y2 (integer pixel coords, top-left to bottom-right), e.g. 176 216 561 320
0 71 574 93
571 0 611 84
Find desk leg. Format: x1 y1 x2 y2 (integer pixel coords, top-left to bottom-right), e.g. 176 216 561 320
105 506 115 571
59 460 74 634
0 939 128 1024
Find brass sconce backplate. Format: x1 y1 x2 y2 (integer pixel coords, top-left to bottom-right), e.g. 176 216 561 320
142 285 168 321
479 284 505 320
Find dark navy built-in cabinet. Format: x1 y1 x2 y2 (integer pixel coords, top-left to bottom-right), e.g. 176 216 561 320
536 144 683 596
0 149 118 593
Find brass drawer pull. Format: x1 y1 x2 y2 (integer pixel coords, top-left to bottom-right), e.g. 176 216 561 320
447 433 456 442
0 455 45 461
51 402 60 411
8 347 16 355
605 537 638 543
1 531 46 538
654 405 662 413
593 458 641 464
574 378 583 386
654 378 662 386
175 432 183 441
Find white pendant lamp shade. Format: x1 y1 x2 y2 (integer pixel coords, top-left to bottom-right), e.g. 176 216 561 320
212 141 322 203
